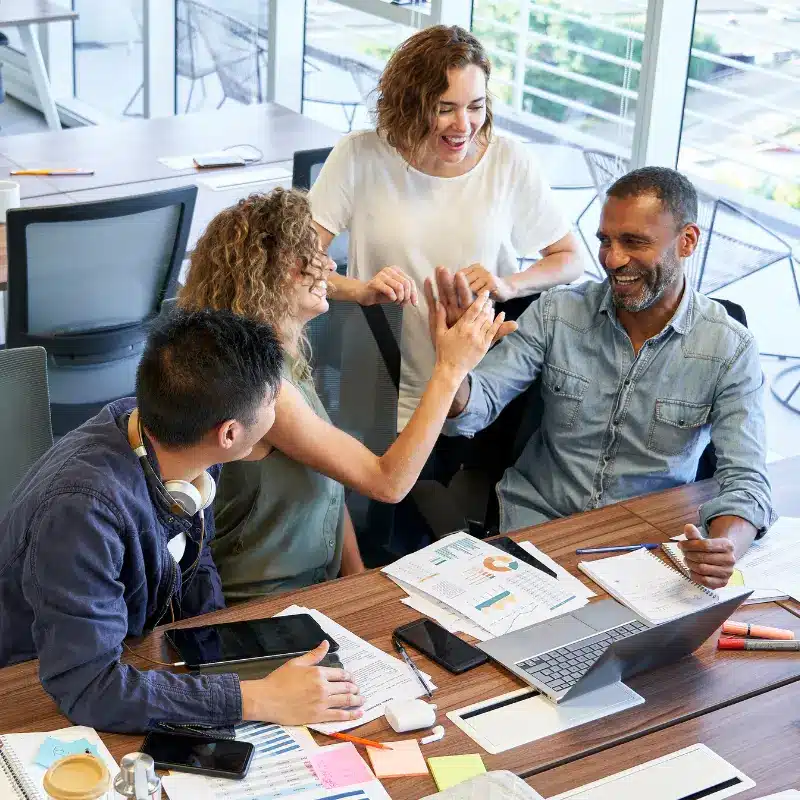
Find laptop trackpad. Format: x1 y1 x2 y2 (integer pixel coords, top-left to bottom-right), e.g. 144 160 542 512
525 615 598 654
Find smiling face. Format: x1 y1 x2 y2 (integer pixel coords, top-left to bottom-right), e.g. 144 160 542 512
597 193 697 313
426 64 487 166
290 250 336 324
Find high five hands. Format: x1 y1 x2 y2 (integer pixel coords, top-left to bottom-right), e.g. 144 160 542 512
424 266 518 352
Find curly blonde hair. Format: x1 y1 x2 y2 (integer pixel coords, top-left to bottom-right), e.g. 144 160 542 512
178 188 325 379
376 25 493 166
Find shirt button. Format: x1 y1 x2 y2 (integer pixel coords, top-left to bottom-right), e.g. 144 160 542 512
554 385 561 393
624 380 631 387
328 539 335 547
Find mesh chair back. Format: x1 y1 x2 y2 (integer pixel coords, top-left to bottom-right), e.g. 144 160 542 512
584 150 629 194
292 147 349 267
176 0 217 80
6 186 197 435
0 347 53 516
190 2 265 105
686 190 791 294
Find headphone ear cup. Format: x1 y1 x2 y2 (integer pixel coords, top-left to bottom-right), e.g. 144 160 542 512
194 470 216 511
163 480 203 516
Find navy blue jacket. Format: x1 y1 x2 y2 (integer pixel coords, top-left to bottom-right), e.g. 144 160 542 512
0 398 242 733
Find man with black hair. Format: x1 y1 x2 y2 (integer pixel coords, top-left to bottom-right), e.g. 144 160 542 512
431 167 773 589
0 309 364 733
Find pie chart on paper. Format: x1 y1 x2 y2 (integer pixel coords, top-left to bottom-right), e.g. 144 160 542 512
483 555 519 572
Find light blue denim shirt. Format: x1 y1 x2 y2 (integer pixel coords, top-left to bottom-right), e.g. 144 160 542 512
444 280 774 534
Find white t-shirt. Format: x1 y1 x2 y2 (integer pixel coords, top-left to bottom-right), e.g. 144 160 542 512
309 130 570 429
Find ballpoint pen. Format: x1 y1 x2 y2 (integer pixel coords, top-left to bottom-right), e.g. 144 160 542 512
10 169 95 176
576 544 660 554
392 636 433 698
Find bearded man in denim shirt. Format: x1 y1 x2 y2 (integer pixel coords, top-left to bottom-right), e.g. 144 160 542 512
429 167 773 590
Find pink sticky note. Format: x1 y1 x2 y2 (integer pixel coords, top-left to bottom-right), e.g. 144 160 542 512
309 743 375 789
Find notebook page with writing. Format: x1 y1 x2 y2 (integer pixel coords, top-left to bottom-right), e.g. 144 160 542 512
578 548 718 625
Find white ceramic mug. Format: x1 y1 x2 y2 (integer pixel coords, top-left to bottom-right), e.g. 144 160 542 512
0 180 20 223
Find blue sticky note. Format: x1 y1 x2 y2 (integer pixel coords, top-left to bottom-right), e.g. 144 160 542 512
35 737 100 768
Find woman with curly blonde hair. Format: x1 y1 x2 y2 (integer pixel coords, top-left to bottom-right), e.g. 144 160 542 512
179 187 515 600
310 25 582 432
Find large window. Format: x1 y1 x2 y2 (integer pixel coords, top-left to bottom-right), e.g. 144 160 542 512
677 0 800 358
72 0 144 117
175 0 268 113
303 0 417 133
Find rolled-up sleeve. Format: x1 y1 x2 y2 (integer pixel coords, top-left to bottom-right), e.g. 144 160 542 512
699 335 775 536
443 294 549 438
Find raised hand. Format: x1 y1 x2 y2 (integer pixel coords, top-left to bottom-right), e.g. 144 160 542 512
459 263 515 302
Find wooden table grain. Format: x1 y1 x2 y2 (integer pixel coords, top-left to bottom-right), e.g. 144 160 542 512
528 680 800 799
2 494 800 799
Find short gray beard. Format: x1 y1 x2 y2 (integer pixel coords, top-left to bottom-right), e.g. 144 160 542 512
612 254 682 312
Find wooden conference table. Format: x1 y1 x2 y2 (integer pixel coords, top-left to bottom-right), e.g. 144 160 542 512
0 102 341 289
0 457 798 799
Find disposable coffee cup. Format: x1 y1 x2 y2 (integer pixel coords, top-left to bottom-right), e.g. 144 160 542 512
42 753 111 800
0 180 20 223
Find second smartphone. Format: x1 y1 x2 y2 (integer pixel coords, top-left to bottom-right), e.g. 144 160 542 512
394 619 488 674
141 731 255 780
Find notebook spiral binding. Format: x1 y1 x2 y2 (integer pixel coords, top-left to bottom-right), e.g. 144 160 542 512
0 739 40 800
648 548 718 598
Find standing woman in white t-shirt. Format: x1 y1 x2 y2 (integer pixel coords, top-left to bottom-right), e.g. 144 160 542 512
309 25 582 430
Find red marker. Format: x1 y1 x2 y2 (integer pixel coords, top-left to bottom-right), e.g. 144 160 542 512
719 638 800 651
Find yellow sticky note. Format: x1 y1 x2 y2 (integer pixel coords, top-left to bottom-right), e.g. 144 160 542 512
366 740 428 778
427 754 486 791
728 569 745 587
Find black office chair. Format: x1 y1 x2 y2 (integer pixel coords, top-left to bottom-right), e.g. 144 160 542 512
292 147 349 268
306 288 403 566
0 346 53 517
5 186 197 436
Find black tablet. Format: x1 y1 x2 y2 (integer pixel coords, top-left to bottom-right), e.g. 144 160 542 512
164 614 338 670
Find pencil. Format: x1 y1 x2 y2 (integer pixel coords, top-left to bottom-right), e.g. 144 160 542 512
323 731 391 750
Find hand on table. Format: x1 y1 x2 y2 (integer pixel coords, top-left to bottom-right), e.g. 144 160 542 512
678 524 737 589
459 263 516 302
240 640 363 725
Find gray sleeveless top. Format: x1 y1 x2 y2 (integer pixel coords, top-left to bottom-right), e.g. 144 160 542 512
212 354 345 600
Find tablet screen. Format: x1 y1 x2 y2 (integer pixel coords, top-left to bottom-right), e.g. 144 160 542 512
166 614 337 668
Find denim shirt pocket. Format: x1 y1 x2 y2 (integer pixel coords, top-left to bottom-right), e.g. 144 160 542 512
541 362 589 430
648 399 711 456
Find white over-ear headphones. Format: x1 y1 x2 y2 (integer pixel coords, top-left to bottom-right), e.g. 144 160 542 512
127 408 216 517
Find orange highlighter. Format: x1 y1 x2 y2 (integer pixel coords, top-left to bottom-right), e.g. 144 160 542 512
721 620 794 640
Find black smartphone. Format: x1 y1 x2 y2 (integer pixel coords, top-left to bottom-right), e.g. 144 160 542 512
164 614 338 670
492 536 558 579
141 731 254 779
394 619 488 674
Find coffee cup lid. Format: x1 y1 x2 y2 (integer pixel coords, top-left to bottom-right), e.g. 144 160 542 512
42 753 110 800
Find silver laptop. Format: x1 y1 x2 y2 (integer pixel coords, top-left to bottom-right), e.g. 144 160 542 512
480 591 751 703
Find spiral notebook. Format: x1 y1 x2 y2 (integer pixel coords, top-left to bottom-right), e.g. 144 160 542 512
578 548 719 625
0 727 117 800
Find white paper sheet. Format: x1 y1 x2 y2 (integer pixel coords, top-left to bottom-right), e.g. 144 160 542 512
751 793 800 799
275 605 435 734
383 533 581 638
546 744 754 800
448 683 643 755
518 541 596 599
198 165 292 191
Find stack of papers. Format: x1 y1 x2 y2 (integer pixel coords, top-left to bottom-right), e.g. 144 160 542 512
666 517 800 603
275 605 436 733
384 533 592 640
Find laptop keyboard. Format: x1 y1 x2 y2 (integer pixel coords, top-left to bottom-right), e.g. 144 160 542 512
516 619 649 694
